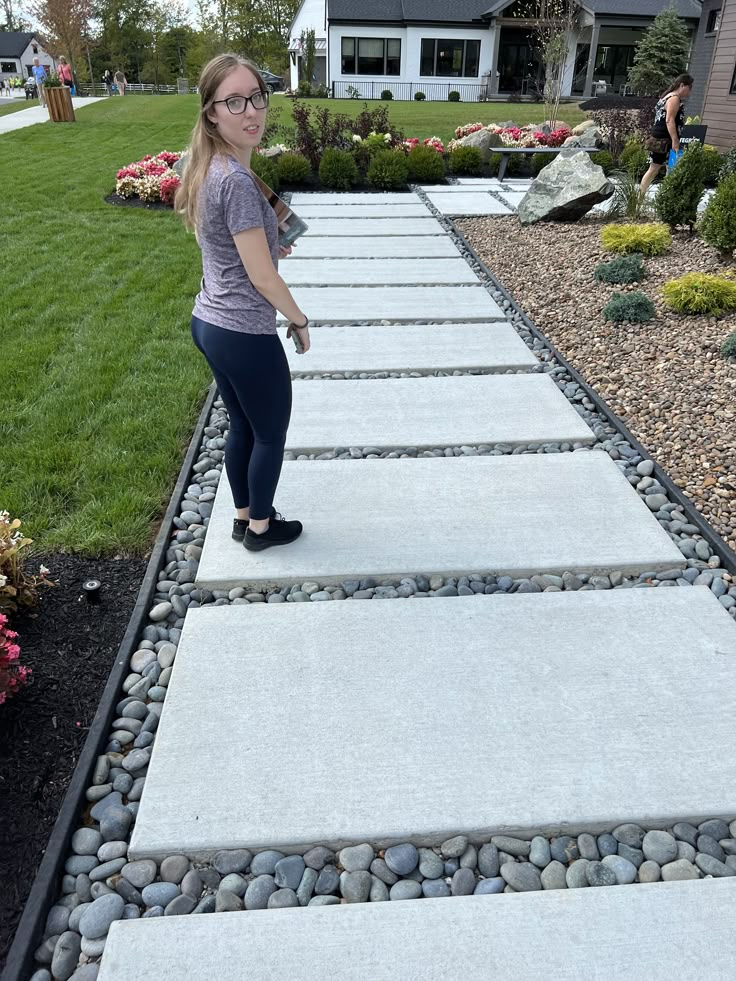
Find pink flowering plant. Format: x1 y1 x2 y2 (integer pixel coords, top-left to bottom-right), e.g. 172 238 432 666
402 136 445 154
0 512 53 615
0 613 30 705
115 150 183 205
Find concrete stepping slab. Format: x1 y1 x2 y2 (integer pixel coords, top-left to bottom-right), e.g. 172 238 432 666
282 257 479 286
284 374 594 453
129 587 734 859
303 217 445 236
195 452 684 590
294 235 461 258
281 286 504 323
278 322 536 374
290 193 419 205
100 882 736 980
425 193 511 216
293 203 431 218
495 191 527 209
454 178 532 187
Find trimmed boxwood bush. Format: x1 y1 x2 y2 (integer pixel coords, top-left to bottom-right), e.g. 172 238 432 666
654 143 706 229
250 152 279 192
590 150 614 174
448 90 461 102
721 147 736 180
276 151 311 185
414 91 426 101
449 145 483 175
699 173 736 260
722 331 736 358
702 144 723 186
594 254 645 284
602 292 656 323
381 89 394 100
367 149 409 189
601 223 671 256
407 144 446 182
662 272 736 316
319 148 358 190
619 139 648 179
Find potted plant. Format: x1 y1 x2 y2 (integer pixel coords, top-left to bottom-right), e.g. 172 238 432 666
44 72 75 123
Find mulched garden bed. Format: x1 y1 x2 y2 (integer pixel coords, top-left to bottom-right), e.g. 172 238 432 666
0 553 146 970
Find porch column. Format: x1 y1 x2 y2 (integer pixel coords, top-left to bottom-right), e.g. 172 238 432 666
582 21 601 98
489 21 501 95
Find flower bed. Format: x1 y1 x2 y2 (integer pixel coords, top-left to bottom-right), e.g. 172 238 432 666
115 151 183 205
448 122 571 153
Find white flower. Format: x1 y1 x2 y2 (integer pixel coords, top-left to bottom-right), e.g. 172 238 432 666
40 564 49 575
0 575 6 588
352 134 362 143
384 133 392 142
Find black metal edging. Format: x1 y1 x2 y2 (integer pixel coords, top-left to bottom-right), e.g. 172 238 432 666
2 382 218 981
452 224 736 575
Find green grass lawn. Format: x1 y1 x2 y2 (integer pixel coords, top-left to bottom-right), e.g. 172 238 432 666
0 99 40 116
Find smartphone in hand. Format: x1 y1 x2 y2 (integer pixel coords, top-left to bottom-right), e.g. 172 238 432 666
292 329 306 354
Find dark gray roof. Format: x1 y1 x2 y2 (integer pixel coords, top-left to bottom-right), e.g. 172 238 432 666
328 0 492 22
582 0 701 17
0 31 36 58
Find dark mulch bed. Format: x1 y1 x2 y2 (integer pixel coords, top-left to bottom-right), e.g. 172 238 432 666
0 554 146 970
105 193 172 211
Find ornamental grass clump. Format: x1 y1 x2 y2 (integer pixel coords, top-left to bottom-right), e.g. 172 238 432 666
367 150 409 190
406 144 446 181
319 148 358 190
722 331 736 359
654 143 706 230
594 253 645 284
699 174 736 260
277 151 312 185
449 145 482 175
601 222 671 256
0 613 30 706
662 273 736 316
602 292 656 324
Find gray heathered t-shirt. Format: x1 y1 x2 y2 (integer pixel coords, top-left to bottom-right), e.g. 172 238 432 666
193 155 279 334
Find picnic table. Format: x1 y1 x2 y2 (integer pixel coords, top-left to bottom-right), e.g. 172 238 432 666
490 145 599 182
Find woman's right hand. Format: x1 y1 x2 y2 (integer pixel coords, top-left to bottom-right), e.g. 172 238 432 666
287 322 310 353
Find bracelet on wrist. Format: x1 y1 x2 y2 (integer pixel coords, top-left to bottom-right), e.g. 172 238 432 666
294 317 309 330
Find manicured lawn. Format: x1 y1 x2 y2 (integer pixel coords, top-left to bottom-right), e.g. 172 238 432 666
0 99 39 116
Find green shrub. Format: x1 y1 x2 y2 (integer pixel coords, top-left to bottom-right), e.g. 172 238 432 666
407 144 446 182
296 80 312 98
532 151 556 175
449 145 482 175
619 139 648 179
601 222 671 256
662 272 736 315
590 150 615 174
721 147 736 180
250 152 279 192
602 291 656 323
381 89 393 100
702 144 723 186
654 143 706 229
313 84 329 99
414 91 426 101
277 151 312 185
722 331 736 358
448 90 461 102
594 253 645 284
367 149 409 189
319 148 358 190
699 173 736 259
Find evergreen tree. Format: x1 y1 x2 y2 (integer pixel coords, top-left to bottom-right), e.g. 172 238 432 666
654 143 706 231
627 5 691 96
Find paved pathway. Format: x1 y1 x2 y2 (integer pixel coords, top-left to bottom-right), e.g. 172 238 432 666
96 188 736 979
0 96 105 134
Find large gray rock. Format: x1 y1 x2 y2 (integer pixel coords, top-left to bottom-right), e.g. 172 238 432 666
562 127 601 149
458 128 502 161
518 151 614 225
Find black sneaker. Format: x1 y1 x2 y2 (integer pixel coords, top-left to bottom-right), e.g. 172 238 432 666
244 511 303 552
232 507 276 542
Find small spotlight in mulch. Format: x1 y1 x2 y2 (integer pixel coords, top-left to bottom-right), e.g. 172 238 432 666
82 579 102 603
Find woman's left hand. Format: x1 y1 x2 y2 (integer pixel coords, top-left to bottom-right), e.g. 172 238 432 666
279 244 293 259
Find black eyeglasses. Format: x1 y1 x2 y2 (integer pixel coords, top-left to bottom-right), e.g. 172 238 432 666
212 91 269 115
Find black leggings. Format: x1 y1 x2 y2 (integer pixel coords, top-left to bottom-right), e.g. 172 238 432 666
191 316 292 519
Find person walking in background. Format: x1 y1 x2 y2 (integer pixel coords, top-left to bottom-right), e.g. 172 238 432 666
57 57 73 89
640 73 693 196
114 69 127 96
103 69 113 96
175 53 310 553
32 57 46 107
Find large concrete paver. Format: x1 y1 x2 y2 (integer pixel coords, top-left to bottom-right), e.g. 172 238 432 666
278 322 535 374
425 192 511 216
294 236 460 258
282 285 504 323
129 588 735 859
285 374 594 453
291 192 419 205
101 881 736 980
303 217 445 236
281 257 479 285
293 203 431 218
195 452 684 589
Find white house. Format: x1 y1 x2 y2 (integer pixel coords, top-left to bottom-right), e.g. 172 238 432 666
288 0 328 91
290 0 702 101
0 31 56 84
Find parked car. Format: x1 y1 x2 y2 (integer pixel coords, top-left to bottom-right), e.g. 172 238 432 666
258 69 284 93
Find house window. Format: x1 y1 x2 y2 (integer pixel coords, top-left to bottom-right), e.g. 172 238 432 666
1 61 17 73
594 44 636 89
341 37 401 76
32 44 38 54
420 39 481 77
706 9 722 32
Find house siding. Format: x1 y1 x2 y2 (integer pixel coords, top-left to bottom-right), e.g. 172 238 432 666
687 0 722 117
701 0 736 149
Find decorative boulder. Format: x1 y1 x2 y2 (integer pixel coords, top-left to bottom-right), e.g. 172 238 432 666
517 150 614 225
572 119 596 136
260 145 285 159
458 128 503 161
562 127 601 149
173 153 188 177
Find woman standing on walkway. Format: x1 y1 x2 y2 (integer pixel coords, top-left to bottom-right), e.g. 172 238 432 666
176 53 310 552
640 73 693 196
57 57 73 89
114 69 127 96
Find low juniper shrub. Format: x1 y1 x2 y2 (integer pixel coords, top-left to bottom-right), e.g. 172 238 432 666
602 291 656 323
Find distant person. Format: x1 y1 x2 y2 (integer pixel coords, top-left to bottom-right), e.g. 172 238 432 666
114 69 127 96
640 73 694 196
103 69 113 96
32 57 47 107
57 57 73 89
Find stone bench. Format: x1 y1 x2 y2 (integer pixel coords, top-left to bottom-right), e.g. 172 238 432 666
490 145 599 181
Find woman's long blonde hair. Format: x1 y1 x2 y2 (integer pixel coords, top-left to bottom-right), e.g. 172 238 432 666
175 53 267 233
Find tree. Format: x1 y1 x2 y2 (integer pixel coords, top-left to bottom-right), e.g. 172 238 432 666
30 0 93 84
522 0 580 130
627 5 691 96
300 26 315 85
